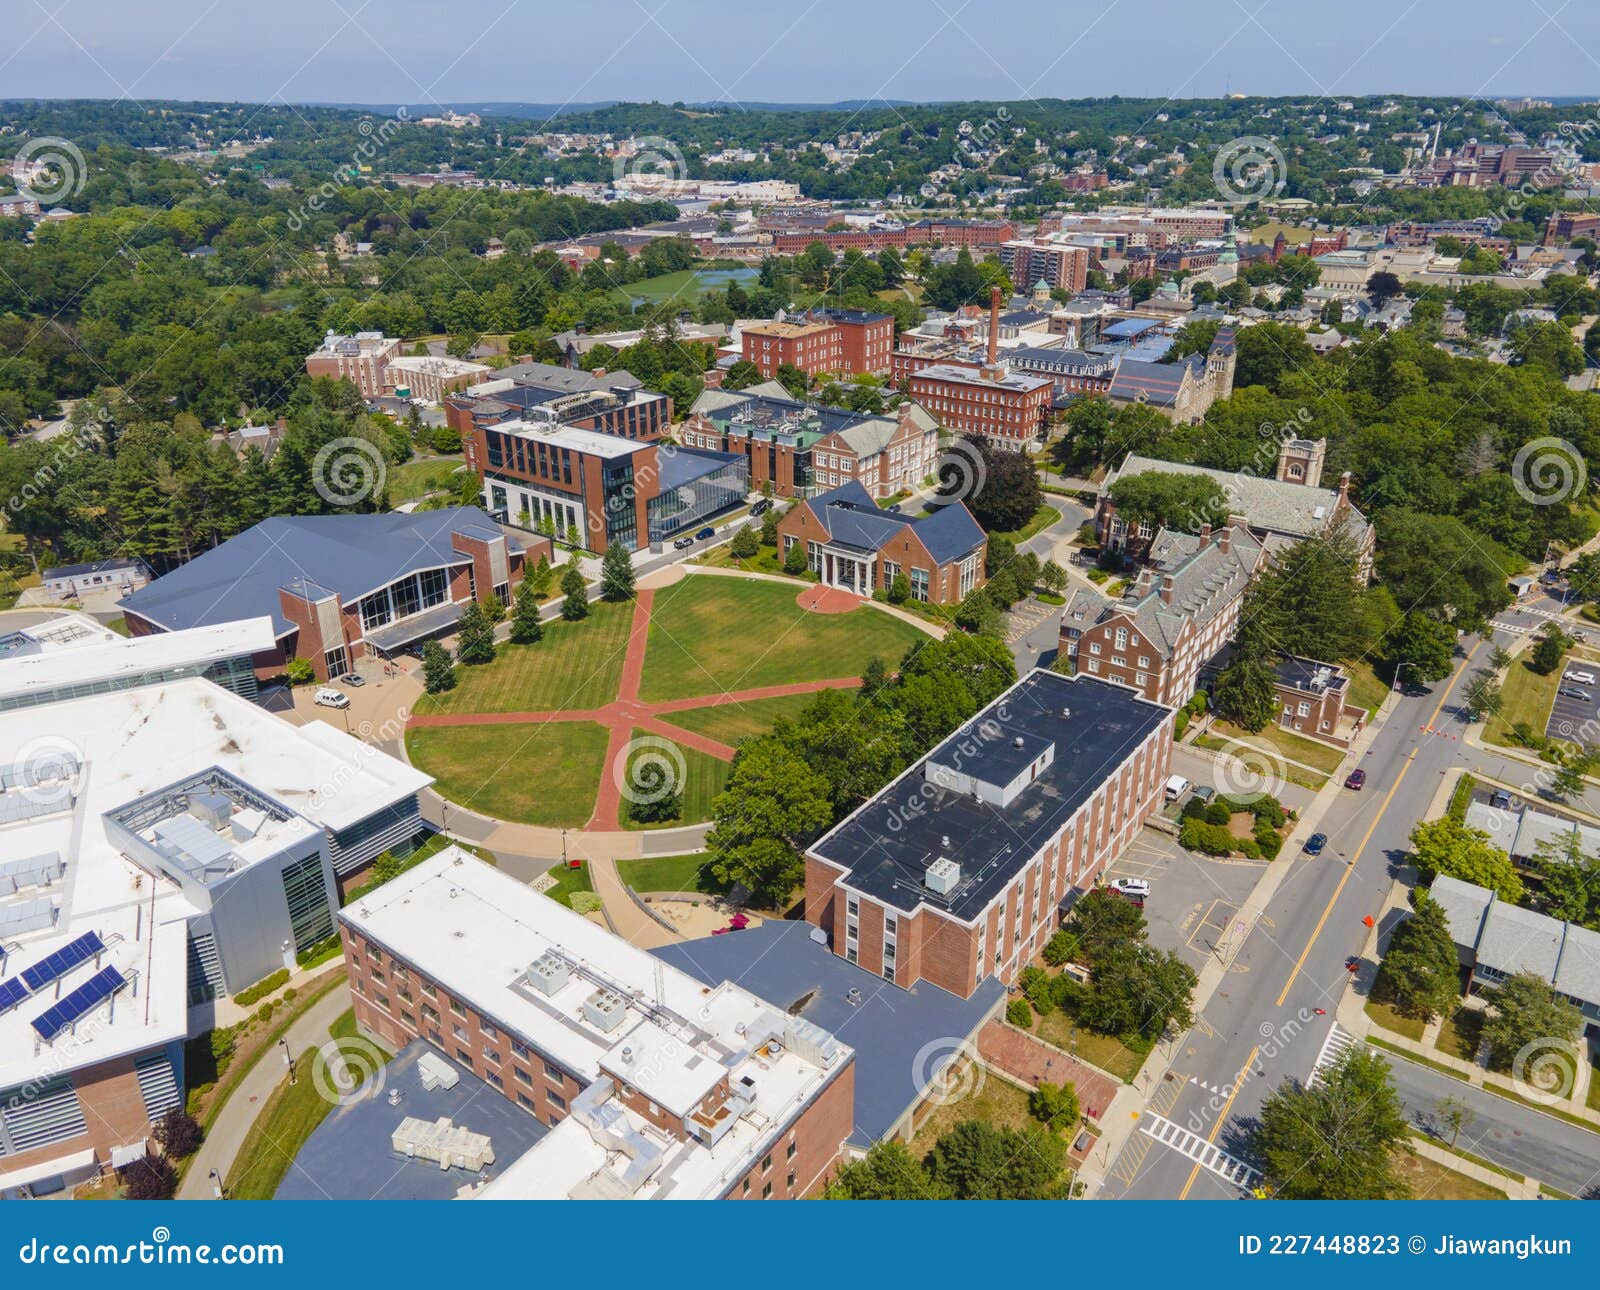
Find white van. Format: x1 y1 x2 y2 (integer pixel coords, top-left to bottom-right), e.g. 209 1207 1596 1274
1164 774 1192 803
314 687 350 709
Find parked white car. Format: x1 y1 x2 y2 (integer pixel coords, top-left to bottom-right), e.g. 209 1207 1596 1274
314 687 350 709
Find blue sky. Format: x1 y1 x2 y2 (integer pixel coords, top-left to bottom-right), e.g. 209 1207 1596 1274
4 0 1597 106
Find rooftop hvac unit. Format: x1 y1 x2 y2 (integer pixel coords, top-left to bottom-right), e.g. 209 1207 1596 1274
526 949 571 997
189 791 233 830
925 857 961 896
582 987 627 1033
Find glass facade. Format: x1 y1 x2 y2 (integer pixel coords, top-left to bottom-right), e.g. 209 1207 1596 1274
280 852 334 953
646 459 750 545
357 567 452 634
0 651 262 714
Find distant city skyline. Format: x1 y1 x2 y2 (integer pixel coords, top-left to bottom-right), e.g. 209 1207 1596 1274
2 0 1596 109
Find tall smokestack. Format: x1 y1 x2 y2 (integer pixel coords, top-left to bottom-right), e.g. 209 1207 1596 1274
987 286 1001 368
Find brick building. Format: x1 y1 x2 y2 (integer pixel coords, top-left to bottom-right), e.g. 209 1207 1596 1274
121 508 541 681
385 355 492 404
998 238 1091 293
740 308 895 379
909 361 1052 450
1104 327 1237 423
340 847 856 1199
805 670 1175 998
681 383 938 499
1059 518 1265 707
776 481 985 604
469 420 747 552
304 330 403 400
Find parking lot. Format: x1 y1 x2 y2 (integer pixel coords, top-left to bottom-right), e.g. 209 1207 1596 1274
1546 660 1600 743
1101 826 1268 973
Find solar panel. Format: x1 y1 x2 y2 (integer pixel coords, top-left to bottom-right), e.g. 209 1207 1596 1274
31 966 125 1041
20 930 105 992
0 976 29 1014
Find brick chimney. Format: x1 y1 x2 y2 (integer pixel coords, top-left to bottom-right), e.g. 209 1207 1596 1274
1338 470 1351 505
1159 573 1175 604
1199 521 1212 544
987 285 1001 368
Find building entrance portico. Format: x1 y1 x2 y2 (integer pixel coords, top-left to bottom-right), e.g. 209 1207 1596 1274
818 546 874 596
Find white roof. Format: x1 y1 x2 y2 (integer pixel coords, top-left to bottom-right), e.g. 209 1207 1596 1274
0 678 431 1090
0 617 276 703
344 848 849 1200
494 418 649 459
385 355 492 378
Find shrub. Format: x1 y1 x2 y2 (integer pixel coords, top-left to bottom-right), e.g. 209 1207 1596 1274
782 543 807 575
627 788 682 825
730 526 760 559
888 572 911 605
152 1108 203 1159
1018 965 1055 1016
123 1155 178 1200
1041 929 1080 966
1237 837 1262 860
1255 829 1283 860
1203 801 1233 826
284 657 314 686
1179 796 1209 820
569 892 603 916
1180 817 1236 856
1174 711 1189 740
232 969 289 1007
1187 692 1208 716
1006 998 1034 1029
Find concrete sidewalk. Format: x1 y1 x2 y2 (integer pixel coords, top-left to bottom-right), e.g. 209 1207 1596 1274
178 985 352 1199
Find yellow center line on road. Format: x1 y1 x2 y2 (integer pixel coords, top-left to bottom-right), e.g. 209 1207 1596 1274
1177 1045 1258 1200
1176 642 1479 1199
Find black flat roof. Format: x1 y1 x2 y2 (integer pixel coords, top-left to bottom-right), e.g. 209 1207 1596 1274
810 670 1171 923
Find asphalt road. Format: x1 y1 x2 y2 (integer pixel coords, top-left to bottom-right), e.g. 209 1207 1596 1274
1006 496 1091 673
1103 632 1600 1198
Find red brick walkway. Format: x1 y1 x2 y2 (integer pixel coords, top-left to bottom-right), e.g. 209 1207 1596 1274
408 590 863 831
797 584 863 614
976 1020 1120 1123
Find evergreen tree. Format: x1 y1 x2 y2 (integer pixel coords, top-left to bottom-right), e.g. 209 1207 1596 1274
600 541 636 601
421 640 456 693
560 563 590 619
509 580 544 645
1211 651 1277 731
1376 892 1461 1020
454 602 496 665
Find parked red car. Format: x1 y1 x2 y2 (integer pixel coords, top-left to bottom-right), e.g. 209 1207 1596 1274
1345 769 1366 790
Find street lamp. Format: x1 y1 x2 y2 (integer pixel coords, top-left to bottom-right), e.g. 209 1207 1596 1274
1392 660 1419 693
279 1038 296 1085
209 1169 225 1200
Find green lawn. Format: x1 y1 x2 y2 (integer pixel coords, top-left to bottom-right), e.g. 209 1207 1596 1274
387 455 467 503
1435 1005 1482 1061
638 576 923 702
1344 658 1390 717
225 1018 392 1200
1365 998 1427 1041
1034 1009 1149 1083
617 729 730 829
405 721 610 826
1484 658 1563 749
414 599 634 714
693 543 787 576
616 851 720 894
659 691 820 745
1205 717 1348 774
989 504 1062 544
607 266 758 306
542 861 595 909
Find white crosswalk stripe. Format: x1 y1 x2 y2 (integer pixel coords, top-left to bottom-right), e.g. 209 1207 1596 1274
1138 1112 1260 1188
1308 1022 1356 1088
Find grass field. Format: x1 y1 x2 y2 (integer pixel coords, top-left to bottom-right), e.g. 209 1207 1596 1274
1365 998 1427 1041
542 861 596 909
1034 1009 1149 1083
616 851 719 894
608 266 758 306
414 599 634 714
1205 717 1348 774
617 728 730 829
405 721 610 826
638 576 923 702
1345 659 1390 716
387 456 467 503
1392 1147 1506 1200
660 691 821 745
1435 1005 1483 1061
224 1015 393 1201
1484 658 1563 749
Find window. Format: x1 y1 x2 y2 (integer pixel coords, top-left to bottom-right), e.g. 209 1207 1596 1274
786 1140 797 1160
486 1071 503 1090
455 1048 473 1065
518 1092 537 1112
762 1182 773 1198
515 1067 533 1086
481 1020 499 1041
544 1061 565 1084
548 1090 567 1111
